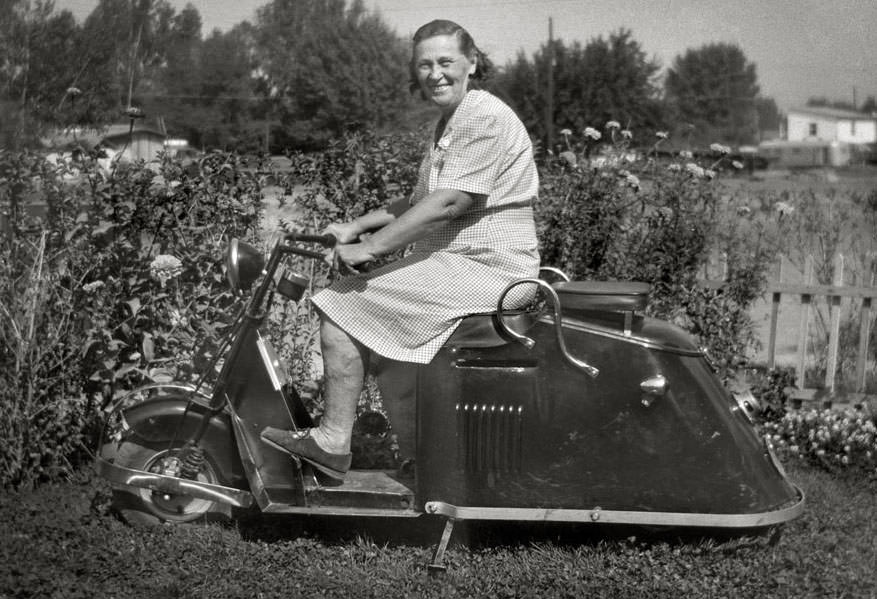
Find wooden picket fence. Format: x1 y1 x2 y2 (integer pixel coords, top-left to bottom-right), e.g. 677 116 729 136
704 253 877 401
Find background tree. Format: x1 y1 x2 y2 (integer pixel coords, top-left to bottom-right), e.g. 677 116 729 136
0 1 84 146
664 42 761 147
250 0 412 150
75 0 180 125
495 29 664 152
187 24 262 151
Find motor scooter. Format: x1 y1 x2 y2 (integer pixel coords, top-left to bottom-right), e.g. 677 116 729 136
96 232 804 571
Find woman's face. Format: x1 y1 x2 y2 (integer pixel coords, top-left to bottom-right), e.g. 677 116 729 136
413 34 476 115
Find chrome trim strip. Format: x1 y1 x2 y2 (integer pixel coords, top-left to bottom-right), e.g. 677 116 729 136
425 486 805 528
545 315 704 356
261 504 421 517
96 457 254 508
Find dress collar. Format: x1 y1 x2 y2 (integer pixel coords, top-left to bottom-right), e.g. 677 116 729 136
433 90 484 149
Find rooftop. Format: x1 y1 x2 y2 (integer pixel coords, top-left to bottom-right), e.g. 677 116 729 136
788 106 876 120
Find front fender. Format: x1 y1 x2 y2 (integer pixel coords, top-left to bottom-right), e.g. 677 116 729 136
102 392 246 489
104 382 214 417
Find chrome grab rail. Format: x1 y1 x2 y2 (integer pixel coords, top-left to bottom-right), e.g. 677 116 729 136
496 278 599 378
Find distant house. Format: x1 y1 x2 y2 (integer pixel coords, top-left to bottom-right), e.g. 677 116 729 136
42 116 173 164
101 117 168 162
758 106 876 168
786 106 876 144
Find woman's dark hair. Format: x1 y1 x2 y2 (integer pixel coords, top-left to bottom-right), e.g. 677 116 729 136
408 19 493 95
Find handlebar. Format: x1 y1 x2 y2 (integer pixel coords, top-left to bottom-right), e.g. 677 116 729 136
279 232 337 260
284 232 337 247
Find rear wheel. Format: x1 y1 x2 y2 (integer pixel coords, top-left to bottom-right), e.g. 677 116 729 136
111 439 231 526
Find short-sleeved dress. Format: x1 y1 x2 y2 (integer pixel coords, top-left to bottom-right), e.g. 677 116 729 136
312 90 540 364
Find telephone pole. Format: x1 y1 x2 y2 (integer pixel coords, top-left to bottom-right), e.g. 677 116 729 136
545 17 555 153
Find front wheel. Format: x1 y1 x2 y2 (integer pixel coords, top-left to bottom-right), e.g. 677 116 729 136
111 439 232 526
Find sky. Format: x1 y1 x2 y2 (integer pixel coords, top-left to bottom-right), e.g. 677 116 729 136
54 0 877 112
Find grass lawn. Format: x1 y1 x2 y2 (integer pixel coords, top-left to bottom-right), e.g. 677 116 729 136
1 461 874 599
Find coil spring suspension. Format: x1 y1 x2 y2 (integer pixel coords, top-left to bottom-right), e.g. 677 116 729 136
179 442 206 480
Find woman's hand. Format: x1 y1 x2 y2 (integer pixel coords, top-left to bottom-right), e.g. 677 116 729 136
326 239 378 275
323 221 360 244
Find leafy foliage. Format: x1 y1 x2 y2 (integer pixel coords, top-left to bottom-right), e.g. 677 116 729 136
536 127 772 376
495 30 664 149
251 0 414 150
761 407 877 477
0 148 264 488
664 43 762 146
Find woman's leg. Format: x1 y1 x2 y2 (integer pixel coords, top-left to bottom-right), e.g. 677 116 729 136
373 357 417 463
309 315 369 454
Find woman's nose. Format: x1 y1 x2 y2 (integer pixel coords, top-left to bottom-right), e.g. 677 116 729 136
427 65 444 81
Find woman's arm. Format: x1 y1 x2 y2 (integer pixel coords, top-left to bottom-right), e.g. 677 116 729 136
351 196 411 235
336 188 477 265
325 196 410 243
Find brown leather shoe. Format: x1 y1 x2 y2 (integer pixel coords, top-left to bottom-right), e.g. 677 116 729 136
260 427 351 480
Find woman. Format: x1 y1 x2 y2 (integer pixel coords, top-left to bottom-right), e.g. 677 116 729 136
261 19 540 479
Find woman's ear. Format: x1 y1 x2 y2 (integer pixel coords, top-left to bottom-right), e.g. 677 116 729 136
468 53 477 77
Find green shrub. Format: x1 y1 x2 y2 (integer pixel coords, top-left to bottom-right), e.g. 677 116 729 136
537 129 773 377
0 149 265 488
761 407 877 477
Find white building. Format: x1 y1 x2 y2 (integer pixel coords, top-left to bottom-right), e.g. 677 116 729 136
786 106 876 144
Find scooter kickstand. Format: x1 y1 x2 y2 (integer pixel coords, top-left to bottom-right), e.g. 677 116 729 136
427 517 456 575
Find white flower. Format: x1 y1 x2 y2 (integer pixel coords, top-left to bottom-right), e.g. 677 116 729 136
667 163 681 172
710 143 731 155
774 201 795 217
620 129 633 140
560 128 572 136
704 169 716 180
169 309 189 328
732 160 744 169
584 127 601 140
679 150 693 159
655 131 668 139
83 280 105 293
605 120 621 130
624 173 640 190
685 162 705 178
149 254 183 287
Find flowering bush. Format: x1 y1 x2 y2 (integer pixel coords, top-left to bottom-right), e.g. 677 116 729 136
762 407 877 477
0 149 265 488
537 124 771 377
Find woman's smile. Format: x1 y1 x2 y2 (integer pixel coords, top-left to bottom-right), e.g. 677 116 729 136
414 34 477 115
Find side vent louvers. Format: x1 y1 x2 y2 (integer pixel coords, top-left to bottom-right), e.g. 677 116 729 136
456 403 523 472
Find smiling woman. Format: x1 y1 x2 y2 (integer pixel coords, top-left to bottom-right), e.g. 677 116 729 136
260 19 541 479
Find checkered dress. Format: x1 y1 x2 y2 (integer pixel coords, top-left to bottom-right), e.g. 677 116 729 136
312 90 540 364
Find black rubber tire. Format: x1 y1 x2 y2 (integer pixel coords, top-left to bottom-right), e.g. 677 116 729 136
110 438 232 527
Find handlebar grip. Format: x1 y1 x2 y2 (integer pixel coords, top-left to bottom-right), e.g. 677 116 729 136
285 232 337 247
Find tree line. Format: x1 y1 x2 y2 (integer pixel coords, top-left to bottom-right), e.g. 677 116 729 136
2 0 861 154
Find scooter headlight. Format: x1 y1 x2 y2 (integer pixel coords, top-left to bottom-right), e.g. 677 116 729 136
225 238 265 292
